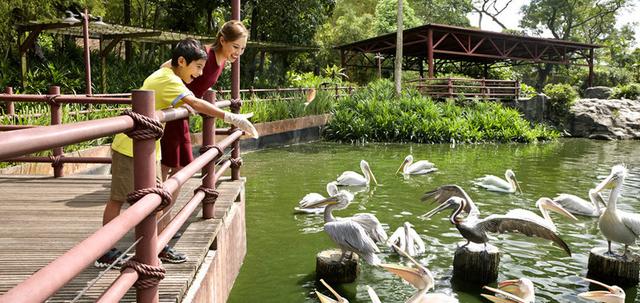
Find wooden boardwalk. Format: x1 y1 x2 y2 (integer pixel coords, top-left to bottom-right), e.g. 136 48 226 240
0 174 243 302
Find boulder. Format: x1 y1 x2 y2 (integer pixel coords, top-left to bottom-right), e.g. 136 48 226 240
567 98 640 139
584 86 613 99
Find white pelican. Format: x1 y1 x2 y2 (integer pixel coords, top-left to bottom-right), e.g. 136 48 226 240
315 278 349 303
396 155 437 175
294 182 354 214
387 222 426 257
578 277 625 303
553 189 607 217
380 244 459 303
474 169 522 194
505 197 578 232
305 194 387 265
593 164 640 257
423 196 571 256
482 278 535 303
336 160 378 187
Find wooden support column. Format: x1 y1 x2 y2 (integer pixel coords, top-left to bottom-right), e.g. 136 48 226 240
427 28 434 78
82 9 92 96
18 28 42 89
588 48 594 88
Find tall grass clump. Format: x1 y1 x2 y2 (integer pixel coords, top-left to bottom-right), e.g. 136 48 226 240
324 79 559 143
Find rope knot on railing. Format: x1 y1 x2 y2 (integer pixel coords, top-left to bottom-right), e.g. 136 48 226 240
121 259 166 289
199 144 224 156
122 109 164 140
195 185 220 205
229 98 242 112
45 94 59 105
230 157 243 169
49 155 63 167
126 184 173 212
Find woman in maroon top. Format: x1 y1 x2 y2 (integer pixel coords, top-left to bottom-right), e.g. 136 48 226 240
161 20 248 179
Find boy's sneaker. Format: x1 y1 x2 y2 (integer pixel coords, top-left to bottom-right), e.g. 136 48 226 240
159 245 187 264
94 248 127 269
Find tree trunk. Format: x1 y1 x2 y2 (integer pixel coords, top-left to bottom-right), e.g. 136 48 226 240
535 63 554 91
395 0 403 96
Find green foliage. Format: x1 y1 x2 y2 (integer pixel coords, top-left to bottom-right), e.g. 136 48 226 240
612 83 640 100
324 79 559 143
520 83 538 98
373 0 421 34
411 0 472 26
543 83 578 120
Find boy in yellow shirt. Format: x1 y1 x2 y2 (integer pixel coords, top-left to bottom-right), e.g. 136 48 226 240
96 38 258 268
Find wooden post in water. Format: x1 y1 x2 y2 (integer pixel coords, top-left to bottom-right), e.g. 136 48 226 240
452 242 500 284
316 249 359 283
587 247 640 286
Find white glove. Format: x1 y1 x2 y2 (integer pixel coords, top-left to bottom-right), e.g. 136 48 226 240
223 112 259 139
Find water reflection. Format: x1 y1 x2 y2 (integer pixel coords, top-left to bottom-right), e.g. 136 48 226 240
228 139 640 303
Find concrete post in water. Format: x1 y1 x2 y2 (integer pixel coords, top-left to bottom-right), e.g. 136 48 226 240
316 249 359 283
452 242 500 284
587 247 639 286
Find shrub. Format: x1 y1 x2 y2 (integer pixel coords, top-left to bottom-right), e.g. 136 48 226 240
543 83 578 109
520 83 538 98
611 83 640 100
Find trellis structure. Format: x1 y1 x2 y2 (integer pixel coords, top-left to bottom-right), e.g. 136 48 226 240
336 23 600 86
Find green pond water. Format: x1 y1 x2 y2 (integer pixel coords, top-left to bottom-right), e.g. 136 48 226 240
227 138 640 303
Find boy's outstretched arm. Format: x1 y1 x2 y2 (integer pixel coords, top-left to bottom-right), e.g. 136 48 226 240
181 95 259 138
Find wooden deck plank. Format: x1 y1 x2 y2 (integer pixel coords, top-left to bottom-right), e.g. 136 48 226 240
0 175 243 302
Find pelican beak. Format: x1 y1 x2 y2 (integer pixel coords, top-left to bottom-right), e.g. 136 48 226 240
303 196 338 209
579 278 625 301
379 263 429 290
396 159 409 174
514 178 523 194
420 200 452 219
482 285 526 303
497 279 520 292
542 199 578 221
315 290 338 303
594 173 617 193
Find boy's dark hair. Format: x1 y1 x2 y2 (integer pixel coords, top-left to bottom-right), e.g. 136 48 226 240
171 38 208 67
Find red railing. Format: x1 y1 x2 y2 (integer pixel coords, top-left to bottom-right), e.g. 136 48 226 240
0 89 245 302
408 77 520 100
0 86 235 177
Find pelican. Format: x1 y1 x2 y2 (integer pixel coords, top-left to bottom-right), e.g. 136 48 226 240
336 160 378 187
474 169 522 193
593 164 640 257
423 196 571 256
380 244 459 303
315 279 349 303
304 194 387 265
294 182 354 214
552 189 607 217
482 278 535 303
396 155 437 175
578 277 625 303
505 197 578 232
387 222 426 257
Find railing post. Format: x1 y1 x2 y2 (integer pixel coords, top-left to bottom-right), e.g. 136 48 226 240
4 86 15 117
515 79 520 101
131 89 161 303
49 86 64 177
481 78 486 98
249 86 255 100
448 78 453 98
348 85 353 96
335 84 339 100
202 90 216 219
231 100 241 181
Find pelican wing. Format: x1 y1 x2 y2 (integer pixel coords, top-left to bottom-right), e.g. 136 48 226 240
336 171 366 186
351 213 388 243
552 194 597 216
477 214 571 256
406 160 436 174
476 175 511 189
324 220 380 264
299 193 325 206
619 211 640 237
505 209 555 231
407 227 426 255
421 185 479 216
421 293 460 303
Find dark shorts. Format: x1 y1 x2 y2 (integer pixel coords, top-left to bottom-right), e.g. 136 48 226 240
160 118 194 168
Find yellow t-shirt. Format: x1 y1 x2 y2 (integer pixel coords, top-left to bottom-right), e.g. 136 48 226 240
111 67 193 159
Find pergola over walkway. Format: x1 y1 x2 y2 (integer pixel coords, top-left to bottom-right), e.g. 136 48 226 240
336 23 600 86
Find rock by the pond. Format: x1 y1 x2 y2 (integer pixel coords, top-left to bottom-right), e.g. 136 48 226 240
584 86 613 99
568 98 640 139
